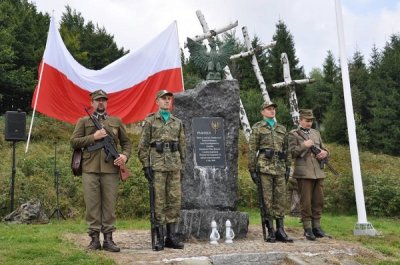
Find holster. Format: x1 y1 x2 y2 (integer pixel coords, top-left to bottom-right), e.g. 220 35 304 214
71 149 82 176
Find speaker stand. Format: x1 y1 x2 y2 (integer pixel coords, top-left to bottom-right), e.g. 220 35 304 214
49 141 66 220
9 141 16 212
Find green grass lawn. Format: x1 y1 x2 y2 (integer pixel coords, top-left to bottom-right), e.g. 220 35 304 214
0 213 399 265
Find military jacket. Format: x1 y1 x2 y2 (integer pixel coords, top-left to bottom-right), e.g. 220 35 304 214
138 112 186 171
70 115 131 174
288 128 327 179
248 120 290 175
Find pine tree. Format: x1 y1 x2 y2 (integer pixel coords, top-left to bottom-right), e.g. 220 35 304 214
348 50 370 147
265 20 305 100
367 35 400 155
320 51 347 143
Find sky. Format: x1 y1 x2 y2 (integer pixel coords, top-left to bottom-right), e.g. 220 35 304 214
31 0 400 75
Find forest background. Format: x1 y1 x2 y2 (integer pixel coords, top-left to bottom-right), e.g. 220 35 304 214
0 0 399 219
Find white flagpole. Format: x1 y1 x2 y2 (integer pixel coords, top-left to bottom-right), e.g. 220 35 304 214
174 20 185 91
334 0 377 236
25 16 54 153
25 60 45 154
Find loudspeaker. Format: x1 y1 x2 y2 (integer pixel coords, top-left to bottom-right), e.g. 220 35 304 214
5 111 26 141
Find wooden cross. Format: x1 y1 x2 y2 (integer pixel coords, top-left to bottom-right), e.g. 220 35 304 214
272 53 314 125
230 26 275 102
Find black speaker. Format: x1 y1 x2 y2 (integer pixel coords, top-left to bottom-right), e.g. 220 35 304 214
5 111 26 141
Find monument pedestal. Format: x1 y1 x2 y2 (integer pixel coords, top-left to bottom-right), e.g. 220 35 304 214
174 80 249 240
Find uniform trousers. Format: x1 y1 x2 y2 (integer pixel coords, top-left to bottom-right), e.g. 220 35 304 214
82 172 119 234
260 173 286 219
153 170 181 225
296 178 324 227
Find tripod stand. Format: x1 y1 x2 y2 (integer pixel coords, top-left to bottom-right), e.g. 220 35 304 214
50 141 66 220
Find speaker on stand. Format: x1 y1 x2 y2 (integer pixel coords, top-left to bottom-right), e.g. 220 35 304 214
4 110 26 212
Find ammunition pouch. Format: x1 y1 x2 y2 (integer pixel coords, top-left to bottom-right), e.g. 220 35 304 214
151 141 179 153
260 148 286 160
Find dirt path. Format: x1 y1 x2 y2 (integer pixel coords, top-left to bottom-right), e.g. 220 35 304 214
64 225 387 265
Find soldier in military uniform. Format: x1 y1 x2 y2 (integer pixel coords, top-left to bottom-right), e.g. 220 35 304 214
138 90 186 251
288 109 328 241
70 89 131 252
248 101 293 243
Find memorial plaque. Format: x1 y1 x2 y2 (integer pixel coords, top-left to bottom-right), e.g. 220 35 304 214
193 117 226 167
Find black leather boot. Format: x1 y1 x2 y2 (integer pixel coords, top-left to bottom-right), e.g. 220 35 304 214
304 228 316 241
265 219 276 243
153 226 164 251
164 223 184 249
87 231 101 250
103 232 120 252
275 218 294 243
312 227 326 238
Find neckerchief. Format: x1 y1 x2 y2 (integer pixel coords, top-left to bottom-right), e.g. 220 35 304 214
264 118 275 129
159 110 171 122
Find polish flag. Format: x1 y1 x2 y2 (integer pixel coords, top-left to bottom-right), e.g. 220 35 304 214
31 18 183 124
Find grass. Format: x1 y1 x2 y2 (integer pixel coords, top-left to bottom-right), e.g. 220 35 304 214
0 212 399 265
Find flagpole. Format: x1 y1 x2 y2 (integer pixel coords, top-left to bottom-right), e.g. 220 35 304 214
174 20 185 91
334 0 377 236
25 60 45 153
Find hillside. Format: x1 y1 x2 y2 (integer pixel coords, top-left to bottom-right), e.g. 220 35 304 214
0 114 399 218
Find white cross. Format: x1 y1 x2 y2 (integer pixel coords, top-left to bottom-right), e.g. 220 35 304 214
272 53 314 125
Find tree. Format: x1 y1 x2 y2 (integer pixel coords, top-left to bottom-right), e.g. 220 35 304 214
60 6 127 70
320 52 347 143
0 0 49 113
348 50 371 147
265 20 305 100
303 51 340 126
367 35 400 155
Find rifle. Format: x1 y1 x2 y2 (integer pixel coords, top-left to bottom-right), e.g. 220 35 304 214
148 178 164 250
84 108 130 180
255 166 268 241
285 167 291 184
296 130 340 176
149 178 156 249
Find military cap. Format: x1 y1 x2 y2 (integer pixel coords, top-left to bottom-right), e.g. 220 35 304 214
90 89 108 100
260 100 277 110
299 109 315 119
156 89 173 99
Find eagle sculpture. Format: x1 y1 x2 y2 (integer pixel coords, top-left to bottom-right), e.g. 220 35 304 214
186 37 235 80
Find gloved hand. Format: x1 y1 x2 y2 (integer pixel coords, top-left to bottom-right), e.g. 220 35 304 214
250 171 259 184
143 167 154 182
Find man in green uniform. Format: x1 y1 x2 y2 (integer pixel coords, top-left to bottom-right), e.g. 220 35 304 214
248 101 293 243
70 89 131 252
138 89 186 251
288 109 328 241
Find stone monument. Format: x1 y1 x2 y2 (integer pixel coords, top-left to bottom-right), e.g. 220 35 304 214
173 80 249 240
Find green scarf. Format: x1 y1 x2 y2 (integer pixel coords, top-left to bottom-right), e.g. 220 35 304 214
159 110 171 122
264 118 275 128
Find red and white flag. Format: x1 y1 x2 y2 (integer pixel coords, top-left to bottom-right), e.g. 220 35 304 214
31 18 183 124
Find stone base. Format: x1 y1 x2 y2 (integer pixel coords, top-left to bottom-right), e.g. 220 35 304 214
176 209 249 241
